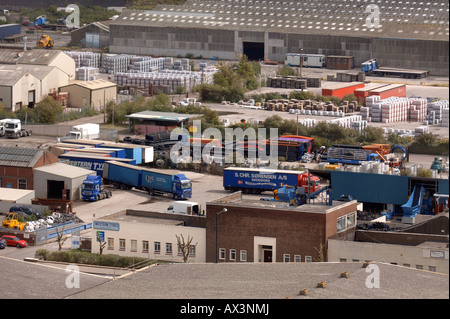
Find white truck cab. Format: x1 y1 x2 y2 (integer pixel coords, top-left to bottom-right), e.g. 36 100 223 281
165 201 203 216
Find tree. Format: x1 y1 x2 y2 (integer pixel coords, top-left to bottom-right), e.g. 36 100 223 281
34 96 63 124
97 232 107 255
277 65 296 76
55 226 69 251
176 234 197 263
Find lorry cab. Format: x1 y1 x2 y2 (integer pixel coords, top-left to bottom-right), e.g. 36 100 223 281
165 201 201 215
173 174 192 199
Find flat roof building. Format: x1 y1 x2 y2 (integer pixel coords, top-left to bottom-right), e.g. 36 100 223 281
59 79 117 111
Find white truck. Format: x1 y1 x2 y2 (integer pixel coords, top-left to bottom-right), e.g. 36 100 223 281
67 123 100 140
165 201 203 216
3 119 32 138
0 119 10 137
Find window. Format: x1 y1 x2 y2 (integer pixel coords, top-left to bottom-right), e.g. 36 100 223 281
403 264 410 268
352 259 360 262
294 255 301 262
240 250 247 262
230 249 236 261
337 216 346 232
0 177 2 187
305 256 312 262
119 239 125 251
18 178 27 190
340 258 347 262
283 254 290 263
107 238 114 250
219 248 226 260
142 241 149 253
189 245 196 257
166 243 173 255
416 265 423 270
178 245 183 256
428 266 436 272
346 213 356 228
154 241 161 254
131 240 137 252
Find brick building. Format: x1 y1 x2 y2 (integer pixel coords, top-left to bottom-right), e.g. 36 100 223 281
205 192 358 263
0 147 59 190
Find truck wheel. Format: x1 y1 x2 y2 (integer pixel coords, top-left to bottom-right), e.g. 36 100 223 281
148 189 154 196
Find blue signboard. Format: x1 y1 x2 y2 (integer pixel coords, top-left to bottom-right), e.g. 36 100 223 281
93 221 120 231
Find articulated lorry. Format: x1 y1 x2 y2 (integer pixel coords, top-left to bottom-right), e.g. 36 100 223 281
223 167 321 194
103 161 192 199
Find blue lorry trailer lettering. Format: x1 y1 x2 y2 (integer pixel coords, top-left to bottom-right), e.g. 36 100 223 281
223 168 301 192
59 154 136 175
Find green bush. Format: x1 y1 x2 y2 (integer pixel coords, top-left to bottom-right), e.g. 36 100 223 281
34 249 151 268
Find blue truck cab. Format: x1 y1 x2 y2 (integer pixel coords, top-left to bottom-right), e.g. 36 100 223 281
141 169 192 199
173 174 192 200
81 175 112 201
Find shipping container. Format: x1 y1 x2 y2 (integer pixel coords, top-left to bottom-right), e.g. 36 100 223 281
98 142 143 165
368 84 406 100
354 83 390 104
0 24 21 40
322 82 365 99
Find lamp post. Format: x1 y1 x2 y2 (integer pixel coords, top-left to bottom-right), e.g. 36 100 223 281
216 208 228 263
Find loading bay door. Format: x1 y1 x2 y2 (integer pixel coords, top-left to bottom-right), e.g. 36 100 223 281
243 42 265 61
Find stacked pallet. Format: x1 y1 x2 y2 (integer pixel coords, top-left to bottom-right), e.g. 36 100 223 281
65 51 101 68
333 72 365 82
409 98 428 122
298 118 317 127
414 125 429 136
442 108 449 127
76 67 99 81
164 57 174 69
327 115 365 129
173 58 191 71
101 54 133 74
129 57 165 73
426 100 449 125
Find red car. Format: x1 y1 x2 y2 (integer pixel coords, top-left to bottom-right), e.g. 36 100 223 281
0 235 27 248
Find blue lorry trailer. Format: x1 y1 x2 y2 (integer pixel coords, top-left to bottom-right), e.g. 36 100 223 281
98 142 143 165
65 147 126 158
223 167 304 194
103 161 192 199
0 24 21 40
59 153 136 175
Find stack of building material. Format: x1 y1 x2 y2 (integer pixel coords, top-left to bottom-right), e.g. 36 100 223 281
65 51 101 68
426 100 449 125
164 57 174 69
76 67 99 81
101 54 133 74
199 61 208 71
129 57 165 73
306 77 321 88
414 125 429 136
442 108 449 127
173 59 191 71
326 115 364 128
298 118 317 127
335 72 365 82
409 99 428 122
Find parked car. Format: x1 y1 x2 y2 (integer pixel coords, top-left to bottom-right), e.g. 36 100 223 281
0 239 6 249
0 235 27 248
9 206 41 219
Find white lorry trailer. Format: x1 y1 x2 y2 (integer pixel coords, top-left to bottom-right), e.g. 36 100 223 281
67 123 100 140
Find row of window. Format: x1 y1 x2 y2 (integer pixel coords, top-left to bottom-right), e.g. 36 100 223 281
337 212 356 233
218 248 313 262
0 178 27 189
108 238 196 257
339 258 438 272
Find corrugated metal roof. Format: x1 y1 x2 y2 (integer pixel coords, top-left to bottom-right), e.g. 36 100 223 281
125 110 202 122
0 148 44 168
110 1 449 41
0 65 55 86
34 162 96 178
0 49 68 66
59 79 117 90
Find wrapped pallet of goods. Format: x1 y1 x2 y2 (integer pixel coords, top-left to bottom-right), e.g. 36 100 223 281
76 67 99 81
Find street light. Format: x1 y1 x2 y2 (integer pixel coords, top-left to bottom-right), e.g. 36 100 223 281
216 208 228 263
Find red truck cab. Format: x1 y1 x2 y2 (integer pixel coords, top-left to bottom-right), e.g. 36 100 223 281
299 173 321 193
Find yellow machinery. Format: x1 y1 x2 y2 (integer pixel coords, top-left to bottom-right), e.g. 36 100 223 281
37 34 54 49
2 212 26 231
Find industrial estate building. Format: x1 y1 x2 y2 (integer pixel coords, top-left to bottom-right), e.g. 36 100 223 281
58 80 117 111
205 192 358 263
0 147 59 190
109 0 449 75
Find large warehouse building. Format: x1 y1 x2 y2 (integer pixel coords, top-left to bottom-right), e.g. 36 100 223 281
109 0 449 76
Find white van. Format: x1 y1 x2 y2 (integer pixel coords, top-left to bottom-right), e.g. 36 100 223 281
165 201 203 216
